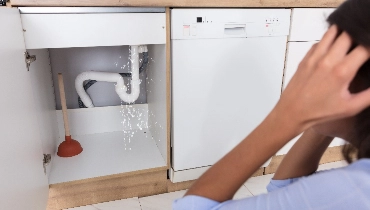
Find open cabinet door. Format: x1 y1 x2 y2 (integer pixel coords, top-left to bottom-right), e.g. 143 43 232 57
0 8 48 210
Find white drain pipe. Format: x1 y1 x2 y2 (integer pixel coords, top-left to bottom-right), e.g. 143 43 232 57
75 45 144 108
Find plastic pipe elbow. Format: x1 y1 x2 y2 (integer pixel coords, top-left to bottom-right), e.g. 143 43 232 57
75 45 144 108
115 79 141 103
75 72 95 108
75 71 125 108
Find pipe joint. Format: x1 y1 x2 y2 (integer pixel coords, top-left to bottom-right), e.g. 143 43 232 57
75 45 146 108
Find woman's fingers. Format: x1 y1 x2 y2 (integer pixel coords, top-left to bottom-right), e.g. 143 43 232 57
278 24 370 129
297 25 338 74
338 46 370 81
325 32 353 64
341 46 370 114
311 25 339 59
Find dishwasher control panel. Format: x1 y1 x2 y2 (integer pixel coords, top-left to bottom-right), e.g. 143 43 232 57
171 9 291 40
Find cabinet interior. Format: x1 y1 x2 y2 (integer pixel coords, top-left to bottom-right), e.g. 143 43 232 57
28 44 167 184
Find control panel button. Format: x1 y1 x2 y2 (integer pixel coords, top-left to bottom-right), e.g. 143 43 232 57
183 25 190 37
191 25 197 36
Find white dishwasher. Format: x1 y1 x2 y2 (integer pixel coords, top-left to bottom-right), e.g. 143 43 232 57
170 9 291 182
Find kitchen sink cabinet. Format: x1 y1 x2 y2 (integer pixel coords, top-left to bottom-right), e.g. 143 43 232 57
0 7 169 209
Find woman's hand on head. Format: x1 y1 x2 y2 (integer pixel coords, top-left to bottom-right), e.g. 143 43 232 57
276 25 370 132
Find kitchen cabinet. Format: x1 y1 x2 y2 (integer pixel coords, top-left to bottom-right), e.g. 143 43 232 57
0 7 169 209
277 8 346 156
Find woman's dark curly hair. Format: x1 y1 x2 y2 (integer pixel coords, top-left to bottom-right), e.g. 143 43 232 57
327 0 370 163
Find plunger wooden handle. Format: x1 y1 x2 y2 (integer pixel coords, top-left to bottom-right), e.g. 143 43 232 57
58 73 71 137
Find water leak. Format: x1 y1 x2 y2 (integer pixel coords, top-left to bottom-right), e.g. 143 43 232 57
115 53 164 151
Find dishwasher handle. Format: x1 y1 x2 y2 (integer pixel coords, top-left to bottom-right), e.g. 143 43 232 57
224 24 246 36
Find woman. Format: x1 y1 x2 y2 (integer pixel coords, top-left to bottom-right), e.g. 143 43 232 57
173 0 370 209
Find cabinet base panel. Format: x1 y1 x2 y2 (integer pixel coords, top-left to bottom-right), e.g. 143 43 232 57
167 146 345 193
167 167 264 192
47 167 167 210
265 145 344 174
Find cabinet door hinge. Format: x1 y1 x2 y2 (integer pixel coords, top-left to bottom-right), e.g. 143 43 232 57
24 51 36 71
43 154 51 175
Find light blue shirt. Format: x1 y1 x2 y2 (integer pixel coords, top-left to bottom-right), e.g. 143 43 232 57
173 159 370 210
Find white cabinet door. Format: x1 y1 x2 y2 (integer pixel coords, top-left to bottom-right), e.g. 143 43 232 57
277 41 345 156
283 41 317 90
278 8 345 156
0 8 48 210
289 8 335 42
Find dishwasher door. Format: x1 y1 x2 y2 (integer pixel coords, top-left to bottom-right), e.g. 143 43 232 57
172 36 287 171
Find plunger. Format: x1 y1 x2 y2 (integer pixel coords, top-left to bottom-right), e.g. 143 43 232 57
57 73 83 157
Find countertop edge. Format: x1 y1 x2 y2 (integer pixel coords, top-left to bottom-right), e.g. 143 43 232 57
10 0 345 8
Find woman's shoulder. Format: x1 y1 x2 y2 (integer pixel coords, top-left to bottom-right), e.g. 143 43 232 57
313 159 370 175
339 159 370 186
267 159 370 193
262 161 370 209
299 159 370 192
346 158 370 170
